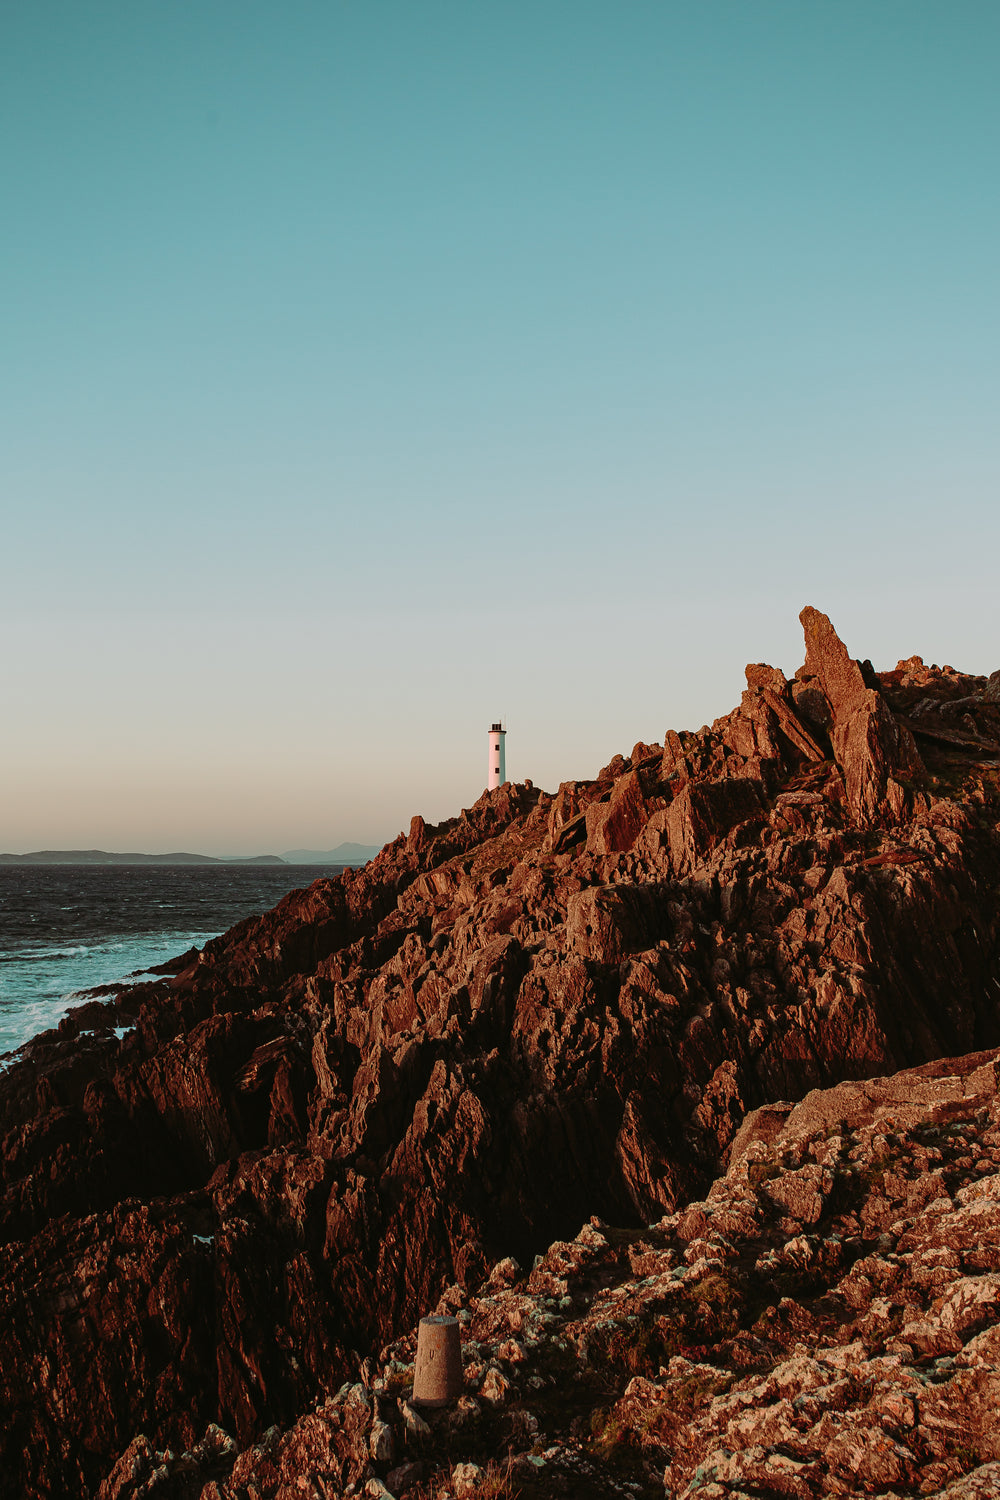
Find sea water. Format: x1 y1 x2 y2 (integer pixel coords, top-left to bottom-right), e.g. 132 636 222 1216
0 864 343 1058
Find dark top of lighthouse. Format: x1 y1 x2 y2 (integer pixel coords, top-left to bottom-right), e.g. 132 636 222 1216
490 722 504 733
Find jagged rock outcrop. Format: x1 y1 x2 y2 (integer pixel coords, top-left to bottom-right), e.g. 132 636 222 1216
1 608 999 1498
799 605 927 825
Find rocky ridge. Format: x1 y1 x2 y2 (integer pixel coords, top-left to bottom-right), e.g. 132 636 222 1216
1 607 999 1498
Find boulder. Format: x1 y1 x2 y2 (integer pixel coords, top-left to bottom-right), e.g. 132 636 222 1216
585 769 649 854
665 777 766 874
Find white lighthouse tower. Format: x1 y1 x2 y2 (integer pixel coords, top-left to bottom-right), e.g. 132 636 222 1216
487 721 506 790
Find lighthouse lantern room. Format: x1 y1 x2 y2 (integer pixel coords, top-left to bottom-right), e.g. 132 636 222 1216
487 722 506 790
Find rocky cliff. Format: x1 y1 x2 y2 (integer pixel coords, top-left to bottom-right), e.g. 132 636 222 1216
2 608 999 1499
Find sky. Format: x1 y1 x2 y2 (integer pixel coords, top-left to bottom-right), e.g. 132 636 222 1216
2 2 998 856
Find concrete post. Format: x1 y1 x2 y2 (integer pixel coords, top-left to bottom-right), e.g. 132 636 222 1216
412 1314 463 1407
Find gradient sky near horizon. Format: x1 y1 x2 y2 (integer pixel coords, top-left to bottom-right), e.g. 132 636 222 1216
2 2 998 856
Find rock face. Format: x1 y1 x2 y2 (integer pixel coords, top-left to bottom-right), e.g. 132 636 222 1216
1 607 999 1498
91 1046 1000 1500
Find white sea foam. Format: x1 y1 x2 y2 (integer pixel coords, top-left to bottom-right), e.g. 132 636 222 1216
0 863 325 1063
0 931 216 1057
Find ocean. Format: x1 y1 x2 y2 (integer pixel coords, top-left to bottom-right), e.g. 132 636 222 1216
0 864 344 1058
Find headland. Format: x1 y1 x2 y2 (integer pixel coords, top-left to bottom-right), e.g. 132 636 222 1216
2 606 1000 1499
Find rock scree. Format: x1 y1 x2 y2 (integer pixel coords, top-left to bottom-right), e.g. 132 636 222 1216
1 606 1000 1499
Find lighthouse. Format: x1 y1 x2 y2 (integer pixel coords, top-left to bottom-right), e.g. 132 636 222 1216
487 721 506 790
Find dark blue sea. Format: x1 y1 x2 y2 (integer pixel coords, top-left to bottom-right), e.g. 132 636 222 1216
0 865 344 1058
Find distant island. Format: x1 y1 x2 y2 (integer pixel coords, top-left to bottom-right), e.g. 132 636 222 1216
0 850 287 866
0 844 380 866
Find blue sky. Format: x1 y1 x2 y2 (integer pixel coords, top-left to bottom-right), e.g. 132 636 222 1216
2 2 997 854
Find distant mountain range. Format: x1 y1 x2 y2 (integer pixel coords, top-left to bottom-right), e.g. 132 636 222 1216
0 850 287 866
281 844 380 865
0 846 379 867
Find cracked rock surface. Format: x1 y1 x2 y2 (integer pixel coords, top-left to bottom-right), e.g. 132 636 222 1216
97 1046 1000 1499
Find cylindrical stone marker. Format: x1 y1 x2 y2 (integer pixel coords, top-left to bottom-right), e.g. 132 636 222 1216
412 1314 463 1407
